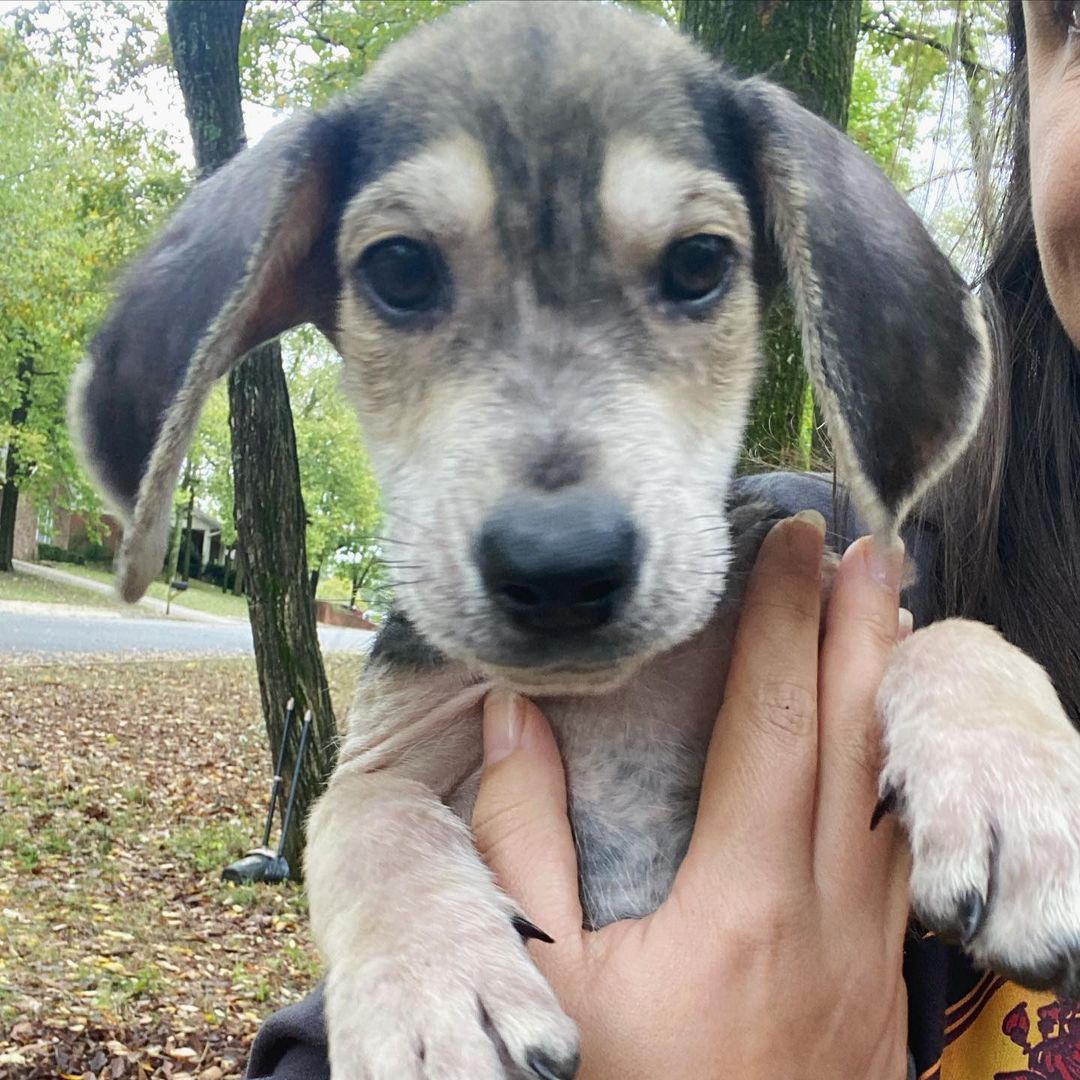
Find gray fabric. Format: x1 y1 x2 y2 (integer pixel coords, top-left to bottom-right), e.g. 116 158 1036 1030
247 982 328 1080
734 471 863 547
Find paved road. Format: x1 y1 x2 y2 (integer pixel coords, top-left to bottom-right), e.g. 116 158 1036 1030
0 606 376 659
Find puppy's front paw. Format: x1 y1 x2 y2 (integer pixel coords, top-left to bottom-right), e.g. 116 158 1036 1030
877 619 1080 997
324 906 579 1080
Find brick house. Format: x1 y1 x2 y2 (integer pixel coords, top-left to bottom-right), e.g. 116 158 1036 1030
13 494 122 562
13 494 222 575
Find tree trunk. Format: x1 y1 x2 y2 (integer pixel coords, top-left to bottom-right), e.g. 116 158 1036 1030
682 0 860 466
167 0 337 879
232 546 245 596
181 480 195 582
228 346 337 872
0 357 33 573
0 452 20 573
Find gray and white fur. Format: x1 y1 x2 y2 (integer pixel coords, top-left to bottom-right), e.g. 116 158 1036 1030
71 4 1080 1077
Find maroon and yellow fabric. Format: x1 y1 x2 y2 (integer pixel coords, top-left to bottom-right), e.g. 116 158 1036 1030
905 932 1080 1080
938 980 1080 1080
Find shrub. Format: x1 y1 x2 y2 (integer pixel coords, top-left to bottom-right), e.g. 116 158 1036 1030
37 543 84 565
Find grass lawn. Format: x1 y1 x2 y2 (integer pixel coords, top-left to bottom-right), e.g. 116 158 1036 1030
46 562 251 619
0 654 358 1078
0 569 130 611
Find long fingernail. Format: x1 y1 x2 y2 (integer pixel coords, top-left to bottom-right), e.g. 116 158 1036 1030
793 508 826 535
483 689 525 766
898 608 914 640
868 537 902 596
859 534 905 591
512 914 556 944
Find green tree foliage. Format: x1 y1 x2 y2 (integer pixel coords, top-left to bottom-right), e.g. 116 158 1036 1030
287 333 382 581
240 0 466 109
0 25 181 568
856 1 1008 266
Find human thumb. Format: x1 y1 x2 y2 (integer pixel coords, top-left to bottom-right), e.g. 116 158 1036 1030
472 689 584 949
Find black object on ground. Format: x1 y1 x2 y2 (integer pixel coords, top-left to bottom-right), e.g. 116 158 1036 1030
222 699 312 884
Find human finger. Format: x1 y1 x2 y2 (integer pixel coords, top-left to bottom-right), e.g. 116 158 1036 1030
679 511 825 894
813 535 905 898
472 690 585 955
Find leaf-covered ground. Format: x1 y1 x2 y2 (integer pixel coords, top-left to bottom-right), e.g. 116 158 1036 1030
0 655 357 1079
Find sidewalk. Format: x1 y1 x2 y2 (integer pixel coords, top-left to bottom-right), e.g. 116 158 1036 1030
12 560 241 624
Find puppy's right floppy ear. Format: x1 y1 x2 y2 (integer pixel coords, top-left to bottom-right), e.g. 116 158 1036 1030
71 112 352 601
730 79 991 536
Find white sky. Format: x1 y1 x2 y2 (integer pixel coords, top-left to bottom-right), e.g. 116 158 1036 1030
0 0 283 169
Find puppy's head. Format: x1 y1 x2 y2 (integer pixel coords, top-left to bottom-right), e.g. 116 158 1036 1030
72 1 989 693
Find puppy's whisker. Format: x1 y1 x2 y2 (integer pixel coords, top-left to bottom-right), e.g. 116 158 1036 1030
386 508 438 534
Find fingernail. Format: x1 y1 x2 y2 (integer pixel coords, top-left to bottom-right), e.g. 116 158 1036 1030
898 607 914 640
869 535 905 590
793 508 826 535
847 534 904 591
483 688 525 766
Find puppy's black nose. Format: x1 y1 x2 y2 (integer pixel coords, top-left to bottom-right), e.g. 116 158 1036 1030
476 489 640 634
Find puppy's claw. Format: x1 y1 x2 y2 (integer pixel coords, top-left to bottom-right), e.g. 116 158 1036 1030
512 914 556 945
960 825 1000 948
959 890 987 946
528 1050 580 1080
870 785 899 831
959 825 1000 947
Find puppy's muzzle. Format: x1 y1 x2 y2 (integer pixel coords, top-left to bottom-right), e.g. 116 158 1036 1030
475 488 641 636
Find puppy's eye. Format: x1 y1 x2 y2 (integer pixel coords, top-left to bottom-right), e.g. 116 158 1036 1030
659 234 735 308
358 237 444 317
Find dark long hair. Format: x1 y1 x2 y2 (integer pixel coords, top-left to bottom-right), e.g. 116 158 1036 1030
920 0 1080 722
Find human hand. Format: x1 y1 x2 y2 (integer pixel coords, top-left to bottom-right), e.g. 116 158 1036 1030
471 514 912 1080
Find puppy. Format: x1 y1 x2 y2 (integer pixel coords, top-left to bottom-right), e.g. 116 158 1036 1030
72 3 1080 1077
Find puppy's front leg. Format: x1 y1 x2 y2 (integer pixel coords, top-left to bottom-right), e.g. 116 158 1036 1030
877 619 1080 996
306 661 579 1080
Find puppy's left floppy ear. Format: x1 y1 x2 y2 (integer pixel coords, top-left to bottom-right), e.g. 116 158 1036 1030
730 79 991 535
71 112 351 601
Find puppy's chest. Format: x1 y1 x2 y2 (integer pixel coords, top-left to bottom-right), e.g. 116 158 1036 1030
454 613 738 929
552 637 733 928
